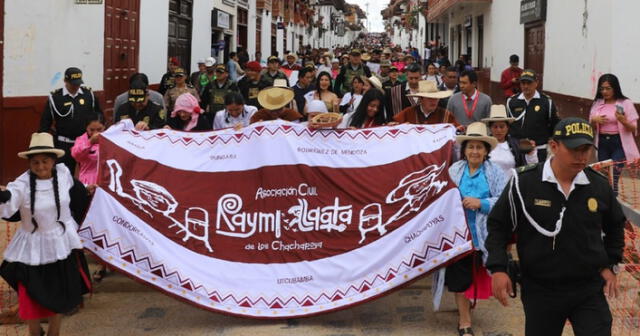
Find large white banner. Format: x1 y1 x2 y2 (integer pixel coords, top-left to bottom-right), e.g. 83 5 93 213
80 120 471 318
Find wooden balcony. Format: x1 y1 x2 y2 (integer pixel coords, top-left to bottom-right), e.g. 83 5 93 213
427 0 492 21
256 0 272 11
272 0 284 18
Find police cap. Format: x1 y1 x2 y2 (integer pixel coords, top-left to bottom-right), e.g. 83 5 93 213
64 67 84 86
552 117 595 149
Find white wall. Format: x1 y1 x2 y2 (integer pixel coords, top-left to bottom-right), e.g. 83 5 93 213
543 0 612 99
610 0 640 102
191 0 213 74
260 10 272 58
247 0 257 59
418 14 427 58
3 0 104 96
485 0 523 81
276 19 284 57
139 0 169 85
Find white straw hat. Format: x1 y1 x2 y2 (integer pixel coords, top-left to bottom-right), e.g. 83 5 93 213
258 87 295 110
482 105 516 123
455 122 498 150
406 80 453 99
18 133 65 159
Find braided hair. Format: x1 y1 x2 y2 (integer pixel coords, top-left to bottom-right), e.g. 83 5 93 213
28 155 66 233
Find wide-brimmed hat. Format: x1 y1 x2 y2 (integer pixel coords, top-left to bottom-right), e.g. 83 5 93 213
18 133 65 159
482 105 516 124
367 76 384 93
286 53 298 62
406 80 453 99
361 53 371 61
204 57 216 67
273 78 289 88
258 86 295 110
383 47 392 54
456 122 498 150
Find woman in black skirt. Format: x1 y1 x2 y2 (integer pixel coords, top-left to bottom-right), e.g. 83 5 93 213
0 133 91 336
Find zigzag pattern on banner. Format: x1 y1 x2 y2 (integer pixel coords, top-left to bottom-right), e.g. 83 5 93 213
79 224 470 310
115 123 452 147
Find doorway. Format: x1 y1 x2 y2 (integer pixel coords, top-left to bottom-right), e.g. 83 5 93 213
103 0 140 119
168 0 193 72
524 23 545 88
477 15 484 68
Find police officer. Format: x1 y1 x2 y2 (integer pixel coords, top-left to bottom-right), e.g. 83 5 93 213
377 60 392 84
506 69 560 161
114 80 166 130
382 65 401 91
163 67 199 112
333 49 372 97
159 57 179 95
39 67 102 172
259 56 289 88
237 61 263 108
486 117 625 336
200 64 239 119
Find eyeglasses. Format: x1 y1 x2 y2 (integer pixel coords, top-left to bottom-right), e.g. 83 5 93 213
599 86 613 91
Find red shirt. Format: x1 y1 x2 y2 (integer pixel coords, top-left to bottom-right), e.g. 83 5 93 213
499 67 523 98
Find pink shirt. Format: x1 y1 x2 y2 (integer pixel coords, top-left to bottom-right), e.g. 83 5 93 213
590 99 640 160
592 102 621 133
71 132 99 185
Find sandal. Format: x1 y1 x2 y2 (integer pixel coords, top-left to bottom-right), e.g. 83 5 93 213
457 327 474 336
92 269 107 283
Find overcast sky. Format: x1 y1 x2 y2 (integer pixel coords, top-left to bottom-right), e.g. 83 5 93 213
346 0 386 32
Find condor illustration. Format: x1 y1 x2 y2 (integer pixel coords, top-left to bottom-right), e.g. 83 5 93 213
106 159 214 252
358 162 448 244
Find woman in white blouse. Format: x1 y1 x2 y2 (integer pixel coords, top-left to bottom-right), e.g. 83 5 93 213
339 76 365 114
423 62 442 86
0 133 91 336
482 105 538 178
213 92 258 130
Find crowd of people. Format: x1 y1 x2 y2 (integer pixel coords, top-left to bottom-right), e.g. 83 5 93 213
0 38 638 336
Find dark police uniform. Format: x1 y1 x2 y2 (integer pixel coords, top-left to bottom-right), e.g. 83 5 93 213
39 86 102 172
382 78 401 91
237 76 261 108
158 71 174 95
334 63 371 97
258 70 289 89
200 79 239 119
486 119 625 336
506 91 560 162
114 101 166 130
